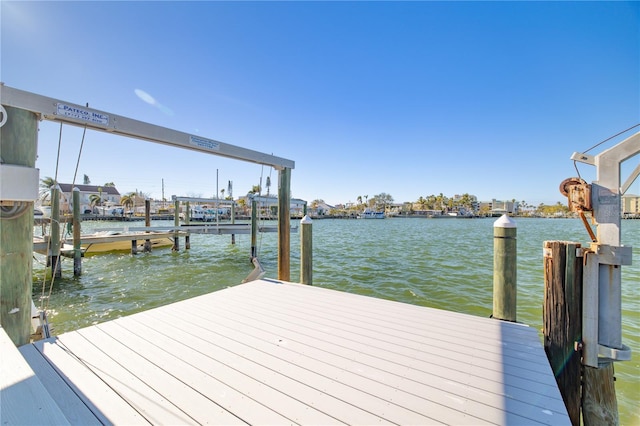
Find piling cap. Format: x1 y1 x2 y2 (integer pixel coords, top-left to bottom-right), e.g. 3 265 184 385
494 214 516 228
300 215 313 224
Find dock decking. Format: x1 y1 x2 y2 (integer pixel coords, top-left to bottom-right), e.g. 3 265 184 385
3 280 570 425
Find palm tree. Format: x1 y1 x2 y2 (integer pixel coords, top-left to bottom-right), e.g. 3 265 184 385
39 176 56 204
120 193 135 213
417 196 427 211
89 194 102 212
237 198 247 214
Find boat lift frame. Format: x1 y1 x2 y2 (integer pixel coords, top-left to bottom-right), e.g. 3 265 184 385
0 83 295 281
569 131 638 367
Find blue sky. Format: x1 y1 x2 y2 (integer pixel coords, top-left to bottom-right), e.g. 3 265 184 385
2 1 639 206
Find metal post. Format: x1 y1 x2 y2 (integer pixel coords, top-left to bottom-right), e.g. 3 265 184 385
72 187 82 275
300 215 312 285
492 214 517 322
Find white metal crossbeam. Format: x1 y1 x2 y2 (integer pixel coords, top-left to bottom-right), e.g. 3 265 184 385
0 84 294 170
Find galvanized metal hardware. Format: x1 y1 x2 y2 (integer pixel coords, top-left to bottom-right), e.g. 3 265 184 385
568 131 639 369
560 177 592 212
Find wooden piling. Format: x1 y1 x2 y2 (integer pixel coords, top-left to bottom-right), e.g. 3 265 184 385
173 199 180 251
0 106 38 346
230 202 236 245
144 199 151 252
72 187 82 275
250 198 257 259
50 185 62 278
300 215 312 285
278 167 291 281
543 241 582 425
583 363 619 425
492 214 516 322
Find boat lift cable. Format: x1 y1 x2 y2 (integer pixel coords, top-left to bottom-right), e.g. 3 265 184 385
37 121 81 337
39 124 64 313
573 123 640 179
71 123 88 187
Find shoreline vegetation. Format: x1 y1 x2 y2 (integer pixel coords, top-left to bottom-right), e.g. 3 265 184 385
305 193 638 219
38 178 638 221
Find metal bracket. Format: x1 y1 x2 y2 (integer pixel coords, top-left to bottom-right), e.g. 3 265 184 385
582 249 633 367
599 343 632 362
570 151 595 165
590 243 633 266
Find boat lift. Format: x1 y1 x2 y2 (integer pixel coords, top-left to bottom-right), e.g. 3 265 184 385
0 85 295 280
562 131 638 367
1 84 297 345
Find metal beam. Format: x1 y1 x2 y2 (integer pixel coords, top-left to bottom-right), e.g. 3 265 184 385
0 84 295 170
249 195 307 206
171 196 235 205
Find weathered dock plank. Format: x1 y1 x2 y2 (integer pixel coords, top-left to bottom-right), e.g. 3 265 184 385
13 280 571 425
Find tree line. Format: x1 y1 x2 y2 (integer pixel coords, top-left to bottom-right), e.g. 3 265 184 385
310 192 570 217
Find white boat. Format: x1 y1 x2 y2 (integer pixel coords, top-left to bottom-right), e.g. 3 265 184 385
37 206 51 218
357 208 385 219
75 231 174 253
180 206 215 222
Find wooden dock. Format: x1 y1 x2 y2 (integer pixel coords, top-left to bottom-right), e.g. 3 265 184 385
179 223 296 234
2 280 571 425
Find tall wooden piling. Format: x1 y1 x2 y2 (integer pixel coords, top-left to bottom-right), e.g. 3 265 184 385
184 202 190 249
50 184 62 278
144 199 151 252
0 106 38 346
230 202 236 245
250 198 258 259
492 214 516 322
277 167 291 281
72 187 82 275
543 241 582 425
173 199 180 251
300 215 312 285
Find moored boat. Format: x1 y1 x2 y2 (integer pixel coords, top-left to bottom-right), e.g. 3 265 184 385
357 208 385 219
77 231 174 254
34 231 175 255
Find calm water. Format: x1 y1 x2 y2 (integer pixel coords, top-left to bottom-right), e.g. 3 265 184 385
33 217 639 424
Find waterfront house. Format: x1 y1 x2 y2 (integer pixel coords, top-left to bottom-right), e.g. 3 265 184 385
56 184 121 214
622 193 640 218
